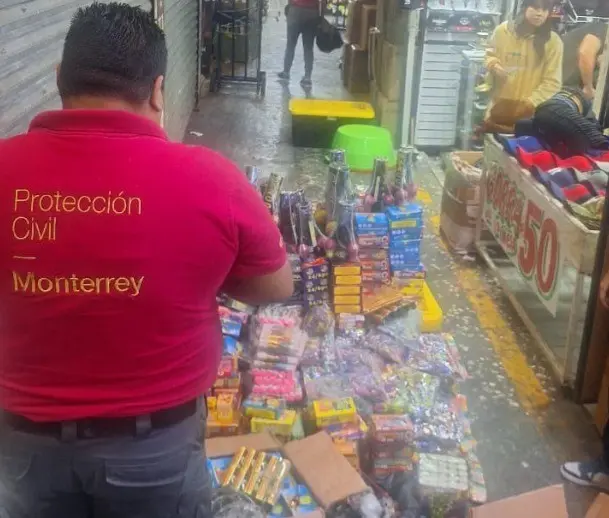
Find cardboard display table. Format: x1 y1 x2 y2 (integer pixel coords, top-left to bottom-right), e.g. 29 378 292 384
475 135 599 386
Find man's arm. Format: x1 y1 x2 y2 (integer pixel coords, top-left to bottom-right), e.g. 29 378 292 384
222 262 293 305
220 168 293 306
578 34 603 99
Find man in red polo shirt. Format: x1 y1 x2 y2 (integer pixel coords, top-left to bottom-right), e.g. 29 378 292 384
0 3 292 517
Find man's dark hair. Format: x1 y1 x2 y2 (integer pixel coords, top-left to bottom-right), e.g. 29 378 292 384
58 2 167 103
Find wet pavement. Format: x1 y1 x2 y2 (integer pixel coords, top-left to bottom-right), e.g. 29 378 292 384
185 6 604 516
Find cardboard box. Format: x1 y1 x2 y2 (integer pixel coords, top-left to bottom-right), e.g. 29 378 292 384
207 431 368 511
342 44 369 94
369 29 382 85
375 0 386 36
345 0 357 43
471 485 568 518
374 87 400 140
381 0 408 45
360 5 377 51
439 151 483 255
346 1 376 50
586 493 609 518
379 40 402 101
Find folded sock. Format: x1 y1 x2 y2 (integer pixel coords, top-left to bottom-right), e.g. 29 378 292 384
585 170 609 191
517 149 557 170
503 136 544 156
546 167 580 187
562 182 599 204
516 148 596 172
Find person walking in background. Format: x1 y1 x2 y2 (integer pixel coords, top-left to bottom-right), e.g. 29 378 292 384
0 3 293 517
278 0 326 88
484 0 563 132
562 22 608 100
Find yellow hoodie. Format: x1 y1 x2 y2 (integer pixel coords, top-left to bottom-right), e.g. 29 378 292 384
485 21 563 114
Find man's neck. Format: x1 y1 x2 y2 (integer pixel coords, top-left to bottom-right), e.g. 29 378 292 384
62 95 138 113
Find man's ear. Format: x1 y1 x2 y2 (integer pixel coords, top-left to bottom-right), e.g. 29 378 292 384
150 75 164 113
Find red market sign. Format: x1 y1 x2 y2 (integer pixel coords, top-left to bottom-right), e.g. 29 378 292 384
483 162 562 315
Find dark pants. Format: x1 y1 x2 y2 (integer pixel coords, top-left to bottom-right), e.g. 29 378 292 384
0 406 211 518
283 5 319 79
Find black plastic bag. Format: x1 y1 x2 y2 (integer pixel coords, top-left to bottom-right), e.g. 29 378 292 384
316 18 343 53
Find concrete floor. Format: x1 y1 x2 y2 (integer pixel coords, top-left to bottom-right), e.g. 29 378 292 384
185 7 604 516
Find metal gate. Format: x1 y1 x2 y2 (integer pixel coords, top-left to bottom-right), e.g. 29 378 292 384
0 0 154 138
163 0 199 141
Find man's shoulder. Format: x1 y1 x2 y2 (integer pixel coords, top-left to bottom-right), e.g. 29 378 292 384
0 133 37 167
154 141 244 190
163 142 239 173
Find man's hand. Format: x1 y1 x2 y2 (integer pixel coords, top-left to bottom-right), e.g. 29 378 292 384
583 84 596 101
600 270 609 309
492 65 509 83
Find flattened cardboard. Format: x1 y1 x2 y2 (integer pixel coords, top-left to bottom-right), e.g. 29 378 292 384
206 431 367 511
283 432 368 508
206 431 281 458
471 485 568 518
586 493 609 518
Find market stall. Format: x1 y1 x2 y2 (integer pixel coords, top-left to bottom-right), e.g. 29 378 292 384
206 150 489 518
475 135 600 387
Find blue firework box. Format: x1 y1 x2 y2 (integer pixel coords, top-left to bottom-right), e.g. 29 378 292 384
221 319 242 338
357 227 390 237
355 213 389 232
389 226 423 244
222 335 242 356
385 204 423 229
389 244 421 269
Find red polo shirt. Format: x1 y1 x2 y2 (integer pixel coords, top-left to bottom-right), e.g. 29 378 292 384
0 110 286 422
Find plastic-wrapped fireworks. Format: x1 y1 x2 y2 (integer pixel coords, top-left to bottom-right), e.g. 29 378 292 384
418 453 469 518
393 146 417 204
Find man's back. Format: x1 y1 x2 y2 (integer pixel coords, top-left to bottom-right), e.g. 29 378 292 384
562 22 607 86
0 5 292 516
0 109 281 422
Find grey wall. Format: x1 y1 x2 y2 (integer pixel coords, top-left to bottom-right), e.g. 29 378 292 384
163 0 199 141
0 0 198 142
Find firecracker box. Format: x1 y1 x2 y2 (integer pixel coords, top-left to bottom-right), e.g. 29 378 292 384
250 410 297 437
312 398 358 428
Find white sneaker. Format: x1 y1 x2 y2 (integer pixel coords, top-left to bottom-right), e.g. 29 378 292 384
561 457 609 491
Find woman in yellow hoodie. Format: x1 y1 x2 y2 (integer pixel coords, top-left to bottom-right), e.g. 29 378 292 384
485 0 563 132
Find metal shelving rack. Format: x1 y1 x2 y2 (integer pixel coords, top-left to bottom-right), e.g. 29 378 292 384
211 0 267 95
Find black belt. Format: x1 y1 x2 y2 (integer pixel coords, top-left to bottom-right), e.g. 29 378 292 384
2 399 198 439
